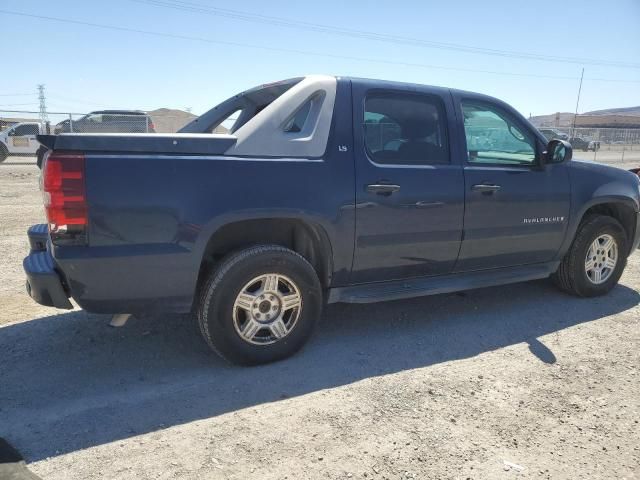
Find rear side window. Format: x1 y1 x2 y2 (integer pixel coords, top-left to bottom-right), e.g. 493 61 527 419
284 100 312 133
364 92 449 165
85 114 103 123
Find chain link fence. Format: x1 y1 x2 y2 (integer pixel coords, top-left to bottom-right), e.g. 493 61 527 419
537 126 640 168
1 110 639 168
0 109 198 162
0 110 197 134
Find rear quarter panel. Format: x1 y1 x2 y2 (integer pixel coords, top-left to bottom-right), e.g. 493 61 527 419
54 80 356 313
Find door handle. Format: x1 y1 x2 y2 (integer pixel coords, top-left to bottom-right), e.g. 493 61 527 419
471 183 501 193
366 183 401 195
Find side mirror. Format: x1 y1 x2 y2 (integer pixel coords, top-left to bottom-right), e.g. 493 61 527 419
545 139 572 164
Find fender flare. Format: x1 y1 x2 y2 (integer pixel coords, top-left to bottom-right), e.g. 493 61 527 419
557 195 639 259
192 210 336 285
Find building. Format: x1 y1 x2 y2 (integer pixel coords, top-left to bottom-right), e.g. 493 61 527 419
0 117 40 131
574 114 640 129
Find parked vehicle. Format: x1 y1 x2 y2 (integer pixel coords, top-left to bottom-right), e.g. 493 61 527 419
569 136 600 152
0 122 45 162
539 128 600 152
539 128 569 141
25 75 640 365
54 110 155 134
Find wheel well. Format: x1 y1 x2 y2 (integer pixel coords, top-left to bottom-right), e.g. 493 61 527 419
197 218 332 291
582 202 637 254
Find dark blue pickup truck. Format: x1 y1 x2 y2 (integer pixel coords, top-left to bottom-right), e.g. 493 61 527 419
24 75 640 365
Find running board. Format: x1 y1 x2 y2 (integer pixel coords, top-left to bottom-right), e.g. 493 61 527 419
327 262 559 304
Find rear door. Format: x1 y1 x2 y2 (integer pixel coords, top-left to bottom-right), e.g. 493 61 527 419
453 94 571 271
350 83 465 283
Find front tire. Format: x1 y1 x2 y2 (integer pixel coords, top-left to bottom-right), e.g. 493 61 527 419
197 245 322 365
0 144 8 163
553 215 627 297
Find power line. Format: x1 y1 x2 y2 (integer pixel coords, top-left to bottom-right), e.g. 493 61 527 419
2 9 639 84
0 109 86 115
0 103 39 107
47 101 158 112
133 0 640 70
48 92 110 106
0 93 33 97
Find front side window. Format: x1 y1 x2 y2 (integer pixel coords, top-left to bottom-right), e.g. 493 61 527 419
462 102 536 165
364 92 449 165
13 124 38 136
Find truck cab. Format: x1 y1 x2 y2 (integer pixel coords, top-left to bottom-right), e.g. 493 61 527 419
0 122 45 161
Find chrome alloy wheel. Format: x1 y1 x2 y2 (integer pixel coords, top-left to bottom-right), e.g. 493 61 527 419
585 234 618 285
232 274 303 345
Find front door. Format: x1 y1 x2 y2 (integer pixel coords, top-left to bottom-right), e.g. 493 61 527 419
9 124 39 154
453 97 571 271
351 86 464 283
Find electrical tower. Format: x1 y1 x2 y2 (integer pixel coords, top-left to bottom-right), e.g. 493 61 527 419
37 84 49 124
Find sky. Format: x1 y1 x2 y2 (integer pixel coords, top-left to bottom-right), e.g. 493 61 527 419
1 0 639 119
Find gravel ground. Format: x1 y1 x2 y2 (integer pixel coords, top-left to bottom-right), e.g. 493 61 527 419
0 158 639 480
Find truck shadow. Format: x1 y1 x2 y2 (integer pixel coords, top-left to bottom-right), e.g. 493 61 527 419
1 279 638 462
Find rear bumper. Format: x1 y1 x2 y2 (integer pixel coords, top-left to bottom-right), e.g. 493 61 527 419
23 225 73 310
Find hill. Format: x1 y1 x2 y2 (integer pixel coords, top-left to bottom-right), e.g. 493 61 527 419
147 108 197 133
583 106 640 116
147 108 229 134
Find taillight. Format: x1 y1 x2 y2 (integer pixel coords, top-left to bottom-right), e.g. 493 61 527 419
42 152 88 244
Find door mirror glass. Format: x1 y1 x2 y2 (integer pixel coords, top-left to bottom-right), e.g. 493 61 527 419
508 124 525 141
546 139 572 164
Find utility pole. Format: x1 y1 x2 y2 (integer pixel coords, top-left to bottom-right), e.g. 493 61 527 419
571 68 584 138
37 84 49 124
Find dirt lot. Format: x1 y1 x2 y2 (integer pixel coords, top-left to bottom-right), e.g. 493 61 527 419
1 157 639 480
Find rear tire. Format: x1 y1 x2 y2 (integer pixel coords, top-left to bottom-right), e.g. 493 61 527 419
197 245 322 365
553 215 627 297
0 144 7 163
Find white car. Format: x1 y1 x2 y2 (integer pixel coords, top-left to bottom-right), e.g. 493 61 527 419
0 122 46 162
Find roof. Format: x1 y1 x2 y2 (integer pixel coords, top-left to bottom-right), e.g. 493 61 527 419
345 76 450 94
87 110 147 115
344 76 506 105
